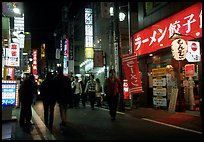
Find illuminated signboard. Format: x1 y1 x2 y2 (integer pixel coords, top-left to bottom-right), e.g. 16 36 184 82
85 8 94 59
32 49 38 75
133 2 202 56
6 43 20 67
2 80 18 107
123 80 130 100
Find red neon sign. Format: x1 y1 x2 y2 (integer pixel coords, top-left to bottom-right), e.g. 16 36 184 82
32 49 38 75
133 2 202 56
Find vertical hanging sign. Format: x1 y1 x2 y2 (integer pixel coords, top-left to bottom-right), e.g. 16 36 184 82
122 53 143 94
32 49 38 75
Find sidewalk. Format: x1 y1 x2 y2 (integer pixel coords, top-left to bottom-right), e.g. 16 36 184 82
2 106 55 140
125 107 202 132
2 101 202 140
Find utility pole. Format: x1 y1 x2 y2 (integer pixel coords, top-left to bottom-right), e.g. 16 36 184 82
113 2 125 112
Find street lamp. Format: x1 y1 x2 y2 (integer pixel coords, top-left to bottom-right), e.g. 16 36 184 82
118 2 132 54
113 2 125 112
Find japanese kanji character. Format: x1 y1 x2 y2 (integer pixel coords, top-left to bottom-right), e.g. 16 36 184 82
183 14 196 33
11 44 17 49
11 51 17 56
169 20 181 38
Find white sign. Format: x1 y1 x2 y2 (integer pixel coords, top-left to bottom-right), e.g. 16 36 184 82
153 97 167 107
14 16 25 48
171 38 187 60
153 78 166 86
186 41 200 62
153 88 166 97
6 43 20 66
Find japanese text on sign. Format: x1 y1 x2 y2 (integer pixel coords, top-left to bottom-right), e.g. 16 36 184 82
122 53 143 94
133 2 202 56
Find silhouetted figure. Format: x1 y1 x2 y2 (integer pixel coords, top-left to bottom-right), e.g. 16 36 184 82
19 74 38 127
79 75 87 108
71 76 82 108
104 69 122 121
53 67 72 126
95 78 102 107
40 72 57 131
85 74 96 110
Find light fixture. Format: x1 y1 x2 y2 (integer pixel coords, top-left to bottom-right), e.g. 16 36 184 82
109 7 114 16
119 12 126 21
13 7 21 14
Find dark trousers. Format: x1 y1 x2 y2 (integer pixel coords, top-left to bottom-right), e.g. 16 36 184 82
96 97 101 107
19 101 32 125
81 93 87 107
89 92 96 109
107 93 119 118
42 101 56 128
73 93 80 107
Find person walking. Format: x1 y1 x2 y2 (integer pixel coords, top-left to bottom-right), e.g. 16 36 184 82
71 76 82 108
104 69 122 121
79 75 87 108
53 67 72 126
39 72 57 131
85 74 96 110
19 74 38 127
95 78 102 107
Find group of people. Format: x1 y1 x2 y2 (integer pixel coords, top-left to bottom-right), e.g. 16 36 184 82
19 67 122 132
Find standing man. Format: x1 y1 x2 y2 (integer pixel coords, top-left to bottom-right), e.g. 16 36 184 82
40 72 57 131
19 74 38 127
104 69 122 121
53 67 72 126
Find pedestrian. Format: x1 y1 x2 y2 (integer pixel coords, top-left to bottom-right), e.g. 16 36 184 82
95 78 102 107
104 69 122 121
39 72 57 131
71 76 82 108
19 74 38 127
53 67 72 126
79 75 87 108
85 74 96 110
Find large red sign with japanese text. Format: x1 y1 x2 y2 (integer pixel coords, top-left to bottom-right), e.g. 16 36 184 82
122 53 143 94
133 2 202 56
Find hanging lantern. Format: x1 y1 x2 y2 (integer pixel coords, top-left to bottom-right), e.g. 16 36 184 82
171 38 187 61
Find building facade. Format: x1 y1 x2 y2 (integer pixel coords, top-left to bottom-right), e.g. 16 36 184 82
134 2 202 115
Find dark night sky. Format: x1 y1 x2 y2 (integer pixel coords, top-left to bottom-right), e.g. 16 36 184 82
24 2 64 50
23 1 88 57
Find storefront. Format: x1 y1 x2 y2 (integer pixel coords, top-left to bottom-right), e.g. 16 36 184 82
133 2 202 113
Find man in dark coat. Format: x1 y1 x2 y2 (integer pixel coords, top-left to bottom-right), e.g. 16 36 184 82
19 74 38 127
40 72 57 131
53 67 72 126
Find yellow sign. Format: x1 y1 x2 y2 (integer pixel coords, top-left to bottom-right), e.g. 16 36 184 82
85 48 94 59
152 67 166 77
41 43 46 59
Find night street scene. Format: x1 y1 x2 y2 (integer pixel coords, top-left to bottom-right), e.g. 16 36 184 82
2 1 203 140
